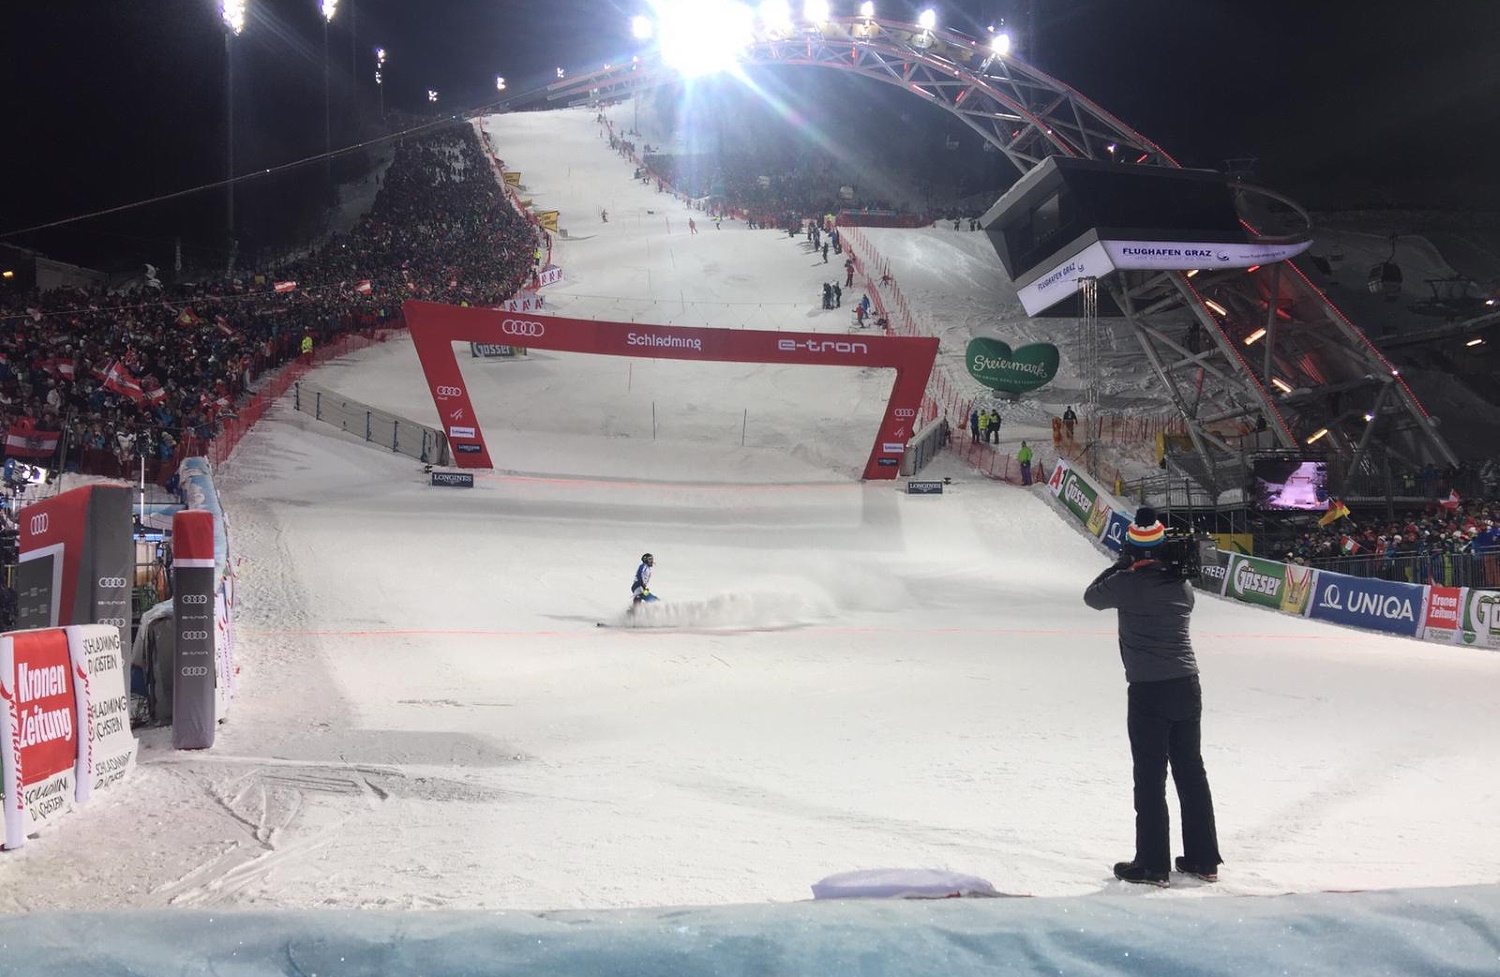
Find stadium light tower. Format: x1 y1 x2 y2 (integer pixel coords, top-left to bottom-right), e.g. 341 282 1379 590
428 89 439 103
653 0 755 79
374 46 386 117
496 75 507 93
221 0 246 239
321 1 338 195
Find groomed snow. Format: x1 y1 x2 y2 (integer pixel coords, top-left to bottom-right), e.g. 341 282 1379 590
2 104 1498 975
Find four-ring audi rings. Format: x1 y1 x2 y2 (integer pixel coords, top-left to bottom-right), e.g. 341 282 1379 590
501 319 545 337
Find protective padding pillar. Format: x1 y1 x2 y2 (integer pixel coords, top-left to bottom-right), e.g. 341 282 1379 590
171 510 217 750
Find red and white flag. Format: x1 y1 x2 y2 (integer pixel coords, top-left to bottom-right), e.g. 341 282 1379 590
4 419 61 459
144 385 167 405
214 314 241 338
354 279 373 295
1440 489 1461 511
273 280 297 293
55 358 74 379
103 360 146 403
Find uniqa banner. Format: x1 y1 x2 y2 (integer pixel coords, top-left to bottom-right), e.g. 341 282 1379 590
1307 573 1423 637
964 338 1060 394
1458 588 1500 649
1221 553 1316 616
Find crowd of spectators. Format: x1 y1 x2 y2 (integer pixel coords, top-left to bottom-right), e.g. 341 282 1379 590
0 123 541 485
1266 493 1500 586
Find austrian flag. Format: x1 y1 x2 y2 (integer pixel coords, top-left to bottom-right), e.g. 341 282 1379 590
273 280 298 293
4 419 61 459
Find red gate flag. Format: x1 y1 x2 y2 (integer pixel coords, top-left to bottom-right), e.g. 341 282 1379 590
4 418 61 458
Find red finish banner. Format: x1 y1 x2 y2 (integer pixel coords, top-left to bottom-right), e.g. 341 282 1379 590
403 301 939 479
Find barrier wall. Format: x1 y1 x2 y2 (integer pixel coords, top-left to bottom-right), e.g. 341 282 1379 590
0 623 138 849
292 382 451 467
1044 458 1500 650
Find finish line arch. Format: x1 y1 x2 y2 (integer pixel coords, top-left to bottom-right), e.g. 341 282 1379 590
402 300 938 480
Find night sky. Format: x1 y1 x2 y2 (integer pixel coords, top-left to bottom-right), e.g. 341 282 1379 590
3 0 1495 269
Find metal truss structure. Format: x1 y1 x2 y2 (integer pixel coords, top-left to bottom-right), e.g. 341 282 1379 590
547 16 1456 495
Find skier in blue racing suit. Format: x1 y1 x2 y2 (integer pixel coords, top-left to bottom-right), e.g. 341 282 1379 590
632 553 657 604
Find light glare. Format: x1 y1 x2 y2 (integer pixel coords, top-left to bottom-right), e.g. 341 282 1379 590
658 0 755 79
632 15 654 39
321 0 337 23
990 31 1010 55
859 1 874 16
759 0 793 29
918 8 936 30
221 0 247 35
804 0 830 22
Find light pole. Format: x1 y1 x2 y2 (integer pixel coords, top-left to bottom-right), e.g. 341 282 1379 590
374 46 386 119
221 1 246 239
321 0 338 192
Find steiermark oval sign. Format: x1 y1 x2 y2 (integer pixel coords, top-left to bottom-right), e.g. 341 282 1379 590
965 337 1060 393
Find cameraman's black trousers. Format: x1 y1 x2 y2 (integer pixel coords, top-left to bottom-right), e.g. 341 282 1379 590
1127 674 1221 873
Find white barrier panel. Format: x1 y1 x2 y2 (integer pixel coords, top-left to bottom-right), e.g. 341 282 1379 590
65 624 137 801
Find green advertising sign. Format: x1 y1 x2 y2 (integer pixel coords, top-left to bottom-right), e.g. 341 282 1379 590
1058 470 1097 524
1222 554 1315 616
965 337 1060 393
1459 588 1500 649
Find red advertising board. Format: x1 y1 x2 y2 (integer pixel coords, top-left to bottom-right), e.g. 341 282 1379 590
403 301 939 480
1423 585 1464 641
9 630 76 783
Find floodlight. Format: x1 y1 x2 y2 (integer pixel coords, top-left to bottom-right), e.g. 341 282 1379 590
221 0 247 35
804 0 830 22
320 0 337 23
1270 378 1293 394
1203 299 1228 316
859 1 874 17
1467 337 1485 347
917 8 936 30
1306 427 1329 445
1243 327 1267 346
557 66 566 78
632 15 654 39
759 0 793 31
427 89 439 102
658 0 755 79
496 75 507 91
990 30 1010 55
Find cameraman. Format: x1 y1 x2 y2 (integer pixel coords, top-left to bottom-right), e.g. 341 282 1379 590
1084 507 1221 887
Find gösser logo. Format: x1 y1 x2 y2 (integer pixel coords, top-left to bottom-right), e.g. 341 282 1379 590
501 319 545 337
29 513 49 535
97 577 128 589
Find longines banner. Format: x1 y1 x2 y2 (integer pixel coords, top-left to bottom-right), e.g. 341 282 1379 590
403 301 938 481
964 338 1059 394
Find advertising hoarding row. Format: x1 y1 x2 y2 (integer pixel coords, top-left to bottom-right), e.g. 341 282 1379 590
1044 459 1499 650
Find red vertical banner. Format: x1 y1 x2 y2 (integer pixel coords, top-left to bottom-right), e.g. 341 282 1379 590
0 629 78 848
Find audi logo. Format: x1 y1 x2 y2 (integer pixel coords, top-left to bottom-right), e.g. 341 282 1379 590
180 594 209 604
97 577 128 589
501 319 545 337
435 385 464 399
893 409 916 419
181 666 209 677
29 513 49 535
96 618 127 628
181 630 209 641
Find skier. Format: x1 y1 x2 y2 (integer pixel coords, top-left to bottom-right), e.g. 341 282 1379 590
631 553 658 605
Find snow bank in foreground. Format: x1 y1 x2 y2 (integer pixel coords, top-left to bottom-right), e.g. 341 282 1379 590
6 885 1497 977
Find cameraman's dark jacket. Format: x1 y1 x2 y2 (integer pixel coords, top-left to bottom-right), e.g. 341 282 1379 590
1084 560 1198 683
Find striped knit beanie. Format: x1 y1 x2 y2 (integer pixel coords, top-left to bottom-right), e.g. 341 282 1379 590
1126 506 1166 548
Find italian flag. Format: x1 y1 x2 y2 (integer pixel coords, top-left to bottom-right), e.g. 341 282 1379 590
1341 536 1361 555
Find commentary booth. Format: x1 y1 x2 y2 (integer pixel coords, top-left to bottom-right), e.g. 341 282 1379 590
982 156 1311 316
